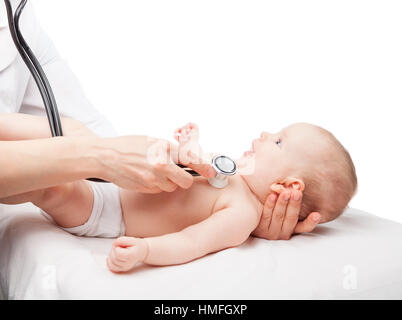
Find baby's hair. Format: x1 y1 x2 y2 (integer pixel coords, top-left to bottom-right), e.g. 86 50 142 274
297 125 358 223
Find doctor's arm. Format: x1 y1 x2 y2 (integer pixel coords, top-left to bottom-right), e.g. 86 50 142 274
0 4 213 198
0 135 102 199
0 113 96 140
0 132 203 199
0 114 211 198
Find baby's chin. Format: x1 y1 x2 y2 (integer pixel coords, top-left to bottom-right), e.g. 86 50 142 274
236 152 256 175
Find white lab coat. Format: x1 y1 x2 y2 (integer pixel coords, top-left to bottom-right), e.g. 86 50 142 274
0 0 117 137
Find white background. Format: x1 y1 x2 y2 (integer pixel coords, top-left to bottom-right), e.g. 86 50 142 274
32 0 402 223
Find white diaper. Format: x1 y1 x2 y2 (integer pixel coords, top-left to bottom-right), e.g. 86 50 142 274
41 181 125 238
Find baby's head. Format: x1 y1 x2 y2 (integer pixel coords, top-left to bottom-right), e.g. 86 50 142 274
241 123 357 223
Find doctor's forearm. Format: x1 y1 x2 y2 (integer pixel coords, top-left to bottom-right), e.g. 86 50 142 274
0 136 102 198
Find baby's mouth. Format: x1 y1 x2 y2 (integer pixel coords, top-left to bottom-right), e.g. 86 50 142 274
242 139 257 157
252 139 257 151
243 150 255 157
243 140 256 157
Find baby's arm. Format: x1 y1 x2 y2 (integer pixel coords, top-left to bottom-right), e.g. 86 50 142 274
107 205 260 272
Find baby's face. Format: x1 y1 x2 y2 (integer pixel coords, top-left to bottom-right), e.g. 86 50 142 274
240 123 328 197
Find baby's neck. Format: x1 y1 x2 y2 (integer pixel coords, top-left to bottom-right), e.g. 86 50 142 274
239 174 267 207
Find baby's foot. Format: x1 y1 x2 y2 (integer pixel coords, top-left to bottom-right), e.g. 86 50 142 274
106 236 149 273
173 123 202 165
173 122 199 144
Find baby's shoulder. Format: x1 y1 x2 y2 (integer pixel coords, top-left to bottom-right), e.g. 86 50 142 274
212 176 262 218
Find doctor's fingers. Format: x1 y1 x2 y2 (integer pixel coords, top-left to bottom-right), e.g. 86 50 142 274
117 175 162 194
294 212 321 234
266 190 291 240
279 190 303 240
137 186 163 194
124 164 183 192
157 163 194 189
262 192 276 224
154 176 178 193
129 167 172 193
186 163 216 179
252 193 276 239
181 150 215 178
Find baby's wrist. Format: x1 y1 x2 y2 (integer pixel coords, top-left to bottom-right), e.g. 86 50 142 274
140 238 150 263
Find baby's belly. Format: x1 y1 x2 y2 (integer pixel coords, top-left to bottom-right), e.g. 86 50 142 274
120 178 223 237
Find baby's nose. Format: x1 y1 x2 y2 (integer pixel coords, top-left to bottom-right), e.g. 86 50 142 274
260 132 269 141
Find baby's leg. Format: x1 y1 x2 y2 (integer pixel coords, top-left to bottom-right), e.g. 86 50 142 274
1 180 93 228
33 181 94 228
1 181 94 229
173 122 210 165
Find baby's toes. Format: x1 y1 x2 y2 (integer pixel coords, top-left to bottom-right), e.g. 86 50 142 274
173 128 182 141
187 122 198 131
174 127 188 143
185 123 199 139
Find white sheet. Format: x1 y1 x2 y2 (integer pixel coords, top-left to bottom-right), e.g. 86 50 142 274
1 203 402 299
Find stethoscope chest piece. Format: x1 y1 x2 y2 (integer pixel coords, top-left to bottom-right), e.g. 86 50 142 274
208 155 237 189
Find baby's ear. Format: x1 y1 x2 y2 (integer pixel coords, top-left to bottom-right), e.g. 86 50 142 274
269 183 286 193
283 177 305 192
270 177 305 193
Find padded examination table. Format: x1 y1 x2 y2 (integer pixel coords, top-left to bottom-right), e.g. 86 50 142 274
1 203 402 299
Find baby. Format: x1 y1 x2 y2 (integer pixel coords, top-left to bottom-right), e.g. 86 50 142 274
0 115 357 273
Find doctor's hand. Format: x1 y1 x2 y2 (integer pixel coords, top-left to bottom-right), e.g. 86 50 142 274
251 190 321 240
94 135 214 193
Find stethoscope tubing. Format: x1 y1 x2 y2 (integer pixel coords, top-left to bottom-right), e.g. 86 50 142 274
176 164 200 177
4 0 63 137
4 0 204 182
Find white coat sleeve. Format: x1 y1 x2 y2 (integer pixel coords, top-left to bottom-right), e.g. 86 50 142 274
19 3 117 137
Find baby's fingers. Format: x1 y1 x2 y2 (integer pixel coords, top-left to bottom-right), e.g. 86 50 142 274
114 246 133 262
113 236 136 248
107 247 137 272
109 247 127 265
106 257 128 273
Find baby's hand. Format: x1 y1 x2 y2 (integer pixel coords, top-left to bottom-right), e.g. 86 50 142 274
173 123 203 165
106 236 149 273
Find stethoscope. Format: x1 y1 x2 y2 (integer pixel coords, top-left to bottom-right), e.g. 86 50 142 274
4 0 237 188
178 154 237 189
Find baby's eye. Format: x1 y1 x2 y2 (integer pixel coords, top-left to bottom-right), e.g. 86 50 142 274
275 138 281 147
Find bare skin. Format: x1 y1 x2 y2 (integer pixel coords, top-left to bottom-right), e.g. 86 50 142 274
0 115 322 273
111 123 325 271
0 114 214 196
